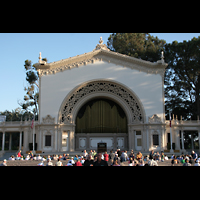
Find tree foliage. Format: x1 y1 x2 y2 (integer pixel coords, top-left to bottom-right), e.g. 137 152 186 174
18 58 42 116
164 37 200 120
0 108 34 121
107 33 166 62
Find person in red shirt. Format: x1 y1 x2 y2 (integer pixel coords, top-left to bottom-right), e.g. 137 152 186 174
17 150 21 158
103 152 109 162
75 159 82 166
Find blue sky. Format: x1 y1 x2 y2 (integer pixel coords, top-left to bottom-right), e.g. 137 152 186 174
0 33 200 112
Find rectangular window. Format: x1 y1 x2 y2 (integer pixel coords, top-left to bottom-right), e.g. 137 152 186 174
153 135 159 145
45 135 51 146
137 138 142 146
167 133 170 143
136 131 141 135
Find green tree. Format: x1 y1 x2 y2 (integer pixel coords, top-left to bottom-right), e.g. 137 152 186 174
164 37 200 120
18 57 47 117
107 33 166 62
0 108 33 121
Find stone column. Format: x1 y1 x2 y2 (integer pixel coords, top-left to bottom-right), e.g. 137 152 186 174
70 128 75 152
2 130 5 151
54 127 57 152
146 127 149 152
175 128 180 150
128 126 131 151
9 133 12 150
198 128 200 153
161 127 165 151
181 129 184 150
19 130 22 150
68 130 71 152
38 127 41 151
23 127 29 153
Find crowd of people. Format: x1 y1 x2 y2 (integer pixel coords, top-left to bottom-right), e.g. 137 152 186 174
0 149 200 166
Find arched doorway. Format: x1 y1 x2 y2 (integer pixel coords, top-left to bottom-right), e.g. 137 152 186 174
75 98 128 134
58 79 145 151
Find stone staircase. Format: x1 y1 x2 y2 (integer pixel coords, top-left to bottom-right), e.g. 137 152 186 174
0 151 18 161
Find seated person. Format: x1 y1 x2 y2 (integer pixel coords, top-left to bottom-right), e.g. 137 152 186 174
84 154 94 166
148 159 158 166
136 152 143 160
155 152 160 161
74 155 78 161
15 155 20 160
37 154 42 160
164 155 169 160
69 157 75 165
171 156 179 166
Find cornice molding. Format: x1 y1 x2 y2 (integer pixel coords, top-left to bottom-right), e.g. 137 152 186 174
35 37 168 77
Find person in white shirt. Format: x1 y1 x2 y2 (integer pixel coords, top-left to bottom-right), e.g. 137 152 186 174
69 157 75 164
46 158 53 166
55 159 63 166
15 155 20 160
121 150 128 162
83 150 88 158
0 159 7 166
33 155 37 160
194 159 200 166
164 155 169 160
25 155 30 160
148 159 158 166
80 157 85 165
37 161 44 166
37 154 42 160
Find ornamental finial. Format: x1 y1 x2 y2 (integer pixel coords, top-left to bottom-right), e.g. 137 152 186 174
94 36 109 51
39 52 42 63
161 51 164 60
99 36 103 45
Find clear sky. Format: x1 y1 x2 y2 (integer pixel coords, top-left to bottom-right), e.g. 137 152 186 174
0 33 200 112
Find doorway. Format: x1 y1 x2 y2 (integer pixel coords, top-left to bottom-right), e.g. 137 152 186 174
135 131 142 151
62 131 68 151
183 131 199 151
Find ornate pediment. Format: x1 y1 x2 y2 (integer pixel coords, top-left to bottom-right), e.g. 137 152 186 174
34 37 168 77
148 114 162 124
42 115 55 124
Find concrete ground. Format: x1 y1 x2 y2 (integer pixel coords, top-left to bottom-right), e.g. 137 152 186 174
1 159 197 166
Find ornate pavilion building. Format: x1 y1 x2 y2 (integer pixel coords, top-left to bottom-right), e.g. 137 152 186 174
0 37 200 156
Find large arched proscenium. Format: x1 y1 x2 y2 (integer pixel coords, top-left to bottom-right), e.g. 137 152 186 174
58 79 146 125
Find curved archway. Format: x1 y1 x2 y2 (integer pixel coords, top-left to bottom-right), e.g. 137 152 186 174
58 79 145 124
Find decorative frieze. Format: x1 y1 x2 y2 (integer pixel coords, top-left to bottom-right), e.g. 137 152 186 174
42 115 55 124
148 114 162 124
60 80 143 124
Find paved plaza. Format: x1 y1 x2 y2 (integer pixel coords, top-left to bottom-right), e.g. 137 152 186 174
1 158 197 166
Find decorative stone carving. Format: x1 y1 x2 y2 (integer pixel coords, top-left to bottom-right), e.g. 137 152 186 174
42 115 55 124
94 37 110 51
60 80 143 124
148 114 162 124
